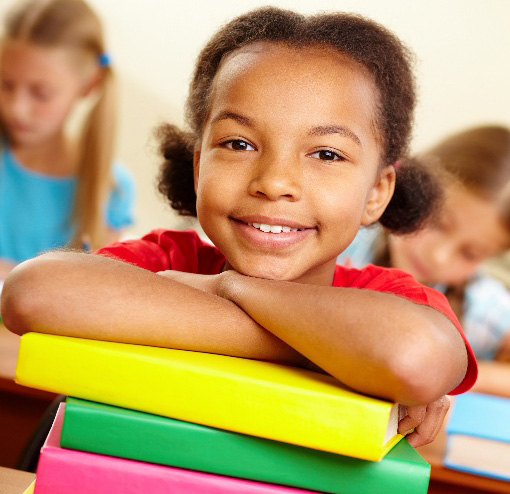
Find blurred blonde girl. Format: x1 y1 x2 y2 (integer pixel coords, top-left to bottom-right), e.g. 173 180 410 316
0 0 134 279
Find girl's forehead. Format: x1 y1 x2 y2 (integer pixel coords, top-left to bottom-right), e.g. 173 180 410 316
219 42 372 82
2 39 68 67
207 42 382 150
1 38 94 81
212 42 379 110
442 183 510 248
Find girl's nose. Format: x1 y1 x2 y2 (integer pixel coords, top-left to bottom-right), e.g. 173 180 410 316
247 151 302 201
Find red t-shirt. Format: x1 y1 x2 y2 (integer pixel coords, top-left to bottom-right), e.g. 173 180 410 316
97 228 477 394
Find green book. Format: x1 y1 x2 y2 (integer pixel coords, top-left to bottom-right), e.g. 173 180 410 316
61 397 431 494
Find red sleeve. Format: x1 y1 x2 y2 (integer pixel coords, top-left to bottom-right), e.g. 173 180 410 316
333 264 477 395
95 229 225 275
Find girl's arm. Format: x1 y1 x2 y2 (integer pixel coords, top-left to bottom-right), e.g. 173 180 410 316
1 251 306 365
3 252 468 405
215 270 468 406
495 332 510 362
471 361 510 398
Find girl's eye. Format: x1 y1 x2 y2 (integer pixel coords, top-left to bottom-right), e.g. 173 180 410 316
309 149 344 161
0 79 13 92
433 217 452 233
461 249 484 263
221 139 255 151
32 89 53 101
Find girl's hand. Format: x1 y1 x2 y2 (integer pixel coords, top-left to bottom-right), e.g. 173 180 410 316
398 395 450 447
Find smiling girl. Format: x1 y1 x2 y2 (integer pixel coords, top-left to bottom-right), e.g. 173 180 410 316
2 7 476 447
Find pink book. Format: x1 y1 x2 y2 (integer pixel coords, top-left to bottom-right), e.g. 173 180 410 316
35 404 317 494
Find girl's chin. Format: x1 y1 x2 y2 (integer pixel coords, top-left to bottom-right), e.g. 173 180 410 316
229 261 300 282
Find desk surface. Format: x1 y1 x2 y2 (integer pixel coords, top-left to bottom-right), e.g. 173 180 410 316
0 467 34 494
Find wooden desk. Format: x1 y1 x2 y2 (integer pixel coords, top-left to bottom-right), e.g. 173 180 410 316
417 416 510 493
0 467 34 494
0 326 56 469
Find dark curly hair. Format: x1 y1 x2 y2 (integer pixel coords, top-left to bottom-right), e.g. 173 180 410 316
158 6 440 233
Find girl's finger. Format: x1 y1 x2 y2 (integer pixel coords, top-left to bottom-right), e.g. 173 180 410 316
397 405 427 436
406 396 450 448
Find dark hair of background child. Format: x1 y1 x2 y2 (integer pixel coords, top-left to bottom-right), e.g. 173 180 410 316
157 6 440 234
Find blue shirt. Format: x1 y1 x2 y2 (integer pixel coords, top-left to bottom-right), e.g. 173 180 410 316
0 145 135 263
338 226 510 360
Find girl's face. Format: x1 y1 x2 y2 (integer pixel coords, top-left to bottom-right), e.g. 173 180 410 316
194 43 395 285
0 40 91 147
389 183 510 286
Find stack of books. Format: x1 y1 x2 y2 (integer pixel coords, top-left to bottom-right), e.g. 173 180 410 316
15 332 431 493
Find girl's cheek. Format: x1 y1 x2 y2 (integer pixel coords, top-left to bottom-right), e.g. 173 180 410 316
448 263 476 285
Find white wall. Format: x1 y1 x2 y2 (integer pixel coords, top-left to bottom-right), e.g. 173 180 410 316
2 0 510 237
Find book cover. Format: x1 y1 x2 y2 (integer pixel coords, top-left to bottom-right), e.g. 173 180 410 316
61 397 430 494
444 392 510 481
34 404 318 494
16 333 402 461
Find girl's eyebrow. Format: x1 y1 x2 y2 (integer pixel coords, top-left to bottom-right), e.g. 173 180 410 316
210 112 361 148
308 125 361 147
211 111 253 127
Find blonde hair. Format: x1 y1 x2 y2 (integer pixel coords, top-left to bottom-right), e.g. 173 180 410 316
3 0 116 249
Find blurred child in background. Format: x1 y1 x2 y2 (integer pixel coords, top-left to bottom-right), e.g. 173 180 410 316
338 125 510 397
0 0 135 281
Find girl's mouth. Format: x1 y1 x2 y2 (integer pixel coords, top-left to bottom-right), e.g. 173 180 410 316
230 217 316 249
246 222 306 234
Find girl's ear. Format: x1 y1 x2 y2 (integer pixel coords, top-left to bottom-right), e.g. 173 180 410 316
361 165 396 226
193 150 201 193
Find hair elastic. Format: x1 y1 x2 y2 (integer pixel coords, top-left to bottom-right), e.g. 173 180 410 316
98 53 111 68
393 161 401 169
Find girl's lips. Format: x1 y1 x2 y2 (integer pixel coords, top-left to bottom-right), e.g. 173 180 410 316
231 217 316 248
233 215 314 230
7 121 33 133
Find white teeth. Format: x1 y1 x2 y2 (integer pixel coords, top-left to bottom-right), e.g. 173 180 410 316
246 222 303 234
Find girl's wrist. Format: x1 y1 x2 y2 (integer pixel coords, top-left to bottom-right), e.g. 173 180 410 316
217 269 242 303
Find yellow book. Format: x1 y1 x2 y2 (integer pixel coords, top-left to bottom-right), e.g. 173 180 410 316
16 333 403 461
